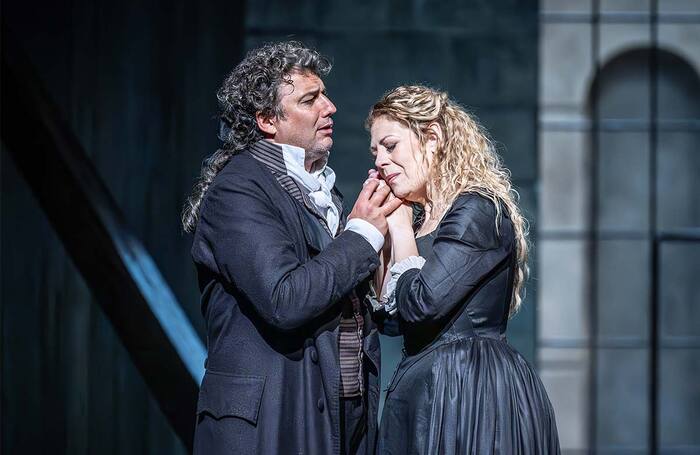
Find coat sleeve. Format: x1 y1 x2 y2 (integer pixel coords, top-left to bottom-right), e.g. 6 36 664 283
394 195 512 324
197 170 379 331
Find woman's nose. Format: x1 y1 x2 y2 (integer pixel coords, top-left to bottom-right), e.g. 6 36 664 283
374 150 389 169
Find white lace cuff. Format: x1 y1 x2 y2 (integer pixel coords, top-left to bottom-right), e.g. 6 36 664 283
364 282 384 313
381 256 426 315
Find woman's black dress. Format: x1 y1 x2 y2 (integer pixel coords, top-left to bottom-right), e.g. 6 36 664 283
377 193 559 454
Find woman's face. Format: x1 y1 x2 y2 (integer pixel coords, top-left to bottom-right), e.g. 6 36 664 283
370 116 430 203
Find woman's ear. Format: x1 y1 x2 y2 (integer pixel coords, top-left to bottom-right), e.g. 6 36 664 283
256 112 277 137
425 122 443 157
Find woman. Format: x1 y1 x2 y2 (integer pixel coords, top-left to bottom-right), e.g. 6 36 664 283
367 86 559 454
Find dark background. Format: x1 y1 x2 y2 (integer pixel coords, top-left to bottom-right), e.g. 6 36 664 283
1 1 538 453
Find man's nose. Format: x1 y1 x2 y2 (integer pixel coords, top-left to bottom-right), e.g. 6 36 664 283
321 94 336 116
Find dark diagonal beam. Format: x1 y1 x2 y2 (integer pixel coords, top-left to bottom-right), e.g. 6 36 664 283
1 25 205 451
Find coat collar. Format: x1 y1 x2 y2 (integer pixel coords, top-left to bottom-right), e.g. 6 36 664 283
248 140 345 236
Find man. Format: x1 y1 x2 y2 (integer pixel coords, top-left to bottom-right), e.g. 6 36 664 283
182 41 399 454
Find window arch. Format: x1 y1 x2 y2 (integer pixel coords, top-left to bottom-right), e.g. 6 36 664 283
587 47 700 452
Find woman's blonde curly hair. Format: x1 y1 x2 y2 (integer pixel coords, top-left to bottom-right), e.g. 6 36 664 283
366 85 529 316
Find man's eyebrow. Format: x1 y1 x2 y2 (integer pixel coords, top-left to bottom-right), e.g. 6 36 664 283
298 87 321 99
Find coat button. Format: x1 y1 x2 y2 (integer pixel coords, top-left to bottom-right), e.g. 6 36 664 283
317 398 325 413
310 348 318 364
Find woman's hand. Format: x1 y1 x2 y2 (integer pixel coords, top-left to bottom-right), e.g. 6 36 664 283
387 201 413 234
366 168 413 234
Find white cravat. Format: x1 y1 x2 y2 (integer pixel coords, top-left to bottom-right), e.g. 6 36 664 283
279 143 340 235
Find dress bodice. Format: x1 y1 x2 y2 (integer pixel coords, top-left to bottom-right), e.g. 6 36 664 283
379 195 560 455
398 194 515 354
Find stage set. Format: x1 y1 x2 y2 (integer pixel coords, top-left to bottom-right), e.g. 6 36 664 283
2 1 699 453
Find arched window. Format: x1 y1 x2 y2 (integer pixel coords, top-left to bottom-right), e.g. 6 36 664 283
589 47 700 452
539 3 700 453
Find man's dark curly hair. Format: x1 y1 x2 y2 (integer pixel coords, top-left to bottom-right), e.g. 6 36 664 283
182 41 332 233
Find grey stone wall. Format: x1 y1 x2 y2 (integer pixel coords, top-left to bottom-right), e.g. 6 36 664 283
539 1 700 452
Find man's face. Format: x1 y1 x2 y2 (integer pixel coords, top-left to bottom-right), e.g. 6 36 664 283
271 71 337 161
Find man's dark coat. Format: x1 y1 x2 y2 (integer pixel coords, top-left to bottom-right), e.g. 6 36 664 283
191 143 381 454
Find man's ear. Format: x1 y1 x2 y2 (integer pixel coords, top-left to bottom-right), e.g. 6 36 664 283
256 112 277 137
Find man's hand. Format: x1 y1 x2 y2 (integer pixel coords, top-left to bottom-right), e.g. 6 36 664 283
348 178 403 236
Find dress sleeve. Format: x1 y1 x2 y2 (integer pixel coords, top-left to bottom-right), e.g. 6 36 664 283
393 195 512 324
381 256 426 315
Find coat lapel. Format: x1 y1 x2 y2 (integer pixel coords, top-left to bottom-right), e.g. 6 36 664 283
297 204 332 254
248 140 345 238
331 188 346 233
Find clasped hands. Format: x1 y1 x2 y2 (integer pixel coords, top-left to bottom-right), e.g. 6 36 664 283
347 169 412 236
